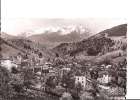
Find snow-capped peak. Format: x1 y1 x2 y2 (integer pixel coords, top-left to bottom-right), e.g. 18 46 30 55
35 25 90 35
19 25 90 37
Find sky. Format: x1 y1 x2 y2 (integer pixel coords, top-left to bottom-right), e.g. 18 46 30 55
1 18 126 36
1 0 127 36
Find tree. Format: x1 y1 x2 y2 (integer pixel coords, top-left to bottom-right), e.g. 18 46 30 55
21 68 36 90
102 57 112 65
45 76 56 91
11 67 19 74
23 54 28 59
0 46 1 51
0 53 2 59
54 57 65 66
38 52 43 58
80 91 95 100
87 80 99 98
10 75 24 93
60 92 73 100
61 72 75 91
87 47 100 56
90 69 98 80
0 66 14 99
56 53 59 57
75 82 82 95
121 43 127 51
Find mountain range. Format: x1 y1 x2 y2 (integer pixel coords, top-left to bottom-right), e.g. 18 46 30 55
27 25 91 48
0 24 127 64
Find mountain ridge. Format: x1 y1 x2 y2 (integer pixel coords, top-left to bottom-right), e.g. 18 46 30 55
52 24 127 58
28 26 91 48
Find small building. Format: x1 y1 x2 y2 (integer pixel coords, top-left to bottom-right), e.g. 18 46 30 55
97 74 112 84
75 75 92 89
45 62 53 67
97 71 114 84
75 76 86 88
62 67 71 71
32 65 42 73
98 84 110 90
100 64 105 70
105 65 112 69
16 53 23 63
100 64 112 71
59 67 71 78
0 58 18 71
49 69 56 73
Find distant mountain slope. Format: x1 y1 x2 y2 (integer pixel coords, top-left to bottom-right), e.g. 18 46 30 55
99 24 127 36
0 37 27 58
29 31 90 43
0 37 54 59
52 24 127 57
28 26 91 48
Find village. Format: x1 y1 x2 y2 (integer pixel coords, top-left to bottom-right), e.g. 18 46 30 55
0 51 126 100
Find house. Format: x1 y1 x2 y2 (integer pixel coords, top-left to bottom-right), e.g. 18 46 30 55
75 76 87 88
75 75 92 89
62 67 71 71
97 74 112 84
16 53 23 63
45 62 53 67
100 64 112 71
59 67 71 78
98 84 110 90
105 65 112 69
97 71 114 84
0 58 18 71
49 69 56 73
100 64 105 70
32 65 42 73
42 65 49 70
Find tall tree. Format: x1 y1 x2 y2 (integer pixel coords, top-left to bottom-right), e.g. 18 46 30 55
0 66 14 99
45 76 56 91
21 68 36 90
75 82 82 95
61 72 75 91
